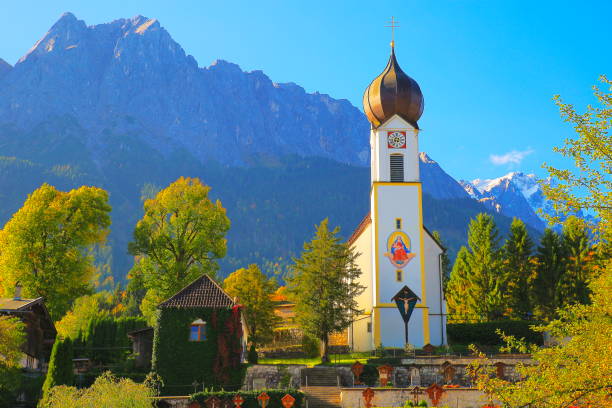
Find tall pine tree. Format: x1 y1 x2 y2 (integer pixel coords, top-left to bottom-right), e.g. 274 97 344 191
560 216 593 306
446 213 505 321
42 338 74 400
532 228 566 320
287 219 364 363
445 246 471 319
502 218 535 319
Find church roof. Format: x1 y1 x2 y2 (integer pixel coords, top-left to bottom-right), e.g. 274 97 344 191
363 44 424 129
347 212 445 252
347 213 372 246
158 274 235 309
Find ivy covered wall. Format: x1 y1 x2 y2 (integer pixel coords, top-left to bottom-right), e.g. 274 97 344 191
152 306 244 395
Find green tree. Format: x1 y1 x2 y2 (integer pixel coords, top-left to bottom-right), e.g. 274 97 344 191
445 213 505 321
502 218 535 319
470 264 612 408
560 216 593 306
286 219 364 363
432 231 451 292
0 316 25 407
0 184 111 320
42 338 74 400
445 246 471 319
223 264 279 346
531 228 566 320
128 177 230 323
542 76 611 238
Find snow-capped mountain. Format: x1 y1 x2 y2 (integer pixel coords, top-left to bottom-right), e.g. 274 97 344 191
461 172 547 231
419 153 472 200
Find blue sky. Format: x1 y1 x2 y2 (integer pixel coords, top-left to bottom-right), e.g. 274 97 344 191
1 0 609 181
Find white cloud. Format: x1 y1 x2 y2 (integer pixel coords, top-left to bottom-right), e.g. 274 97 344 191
489 149 534 165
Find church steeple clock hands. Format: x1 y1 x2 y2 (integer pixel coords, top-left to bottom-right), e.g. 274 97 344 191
347 25 447 351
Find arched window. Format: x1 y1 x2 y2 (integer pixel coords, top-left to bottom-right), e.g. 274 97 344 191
189 319 207 342
390 154 404 182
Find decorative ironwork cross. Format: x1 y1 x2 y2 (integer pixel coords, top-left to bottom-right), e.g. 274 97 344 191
233 394 245 408
385 16 400 45
362 387 375 408
257 392 270 408
205 396 221 408
281 394 296 408
410 386 424 404
425 383 445 406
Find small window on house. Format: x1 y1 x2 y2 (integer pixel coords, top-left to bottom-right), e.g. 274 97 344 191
396 270 403 282
189 319 207 342
390 155 404 182
367 322 372 333
395 218 402 229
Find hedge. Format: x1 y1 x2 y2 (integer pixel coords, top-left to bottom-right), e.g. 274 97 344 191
447 320 543 346
191 389 304 408
75 316 147 364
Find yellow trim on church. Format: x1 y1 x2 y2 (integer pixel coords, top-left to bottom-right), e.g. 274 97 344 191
371 181 430 345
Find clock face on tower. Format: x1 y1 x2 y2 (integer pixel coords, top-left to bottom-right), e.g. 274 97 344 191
387 131 407 149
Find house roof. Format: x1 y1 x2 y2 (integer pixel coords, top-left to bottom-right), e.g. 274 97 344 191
0 296 57 336
158 274 235 309
0 297 43 312
127 327 154 338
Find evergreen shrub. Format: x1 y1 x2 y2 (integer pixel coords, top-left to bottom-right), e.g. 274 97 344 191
42 338 74 399
447 320 543 346
301 335 319 358
191 389 304 408
248 344 258 364
75 316 147 364
360 364 379 387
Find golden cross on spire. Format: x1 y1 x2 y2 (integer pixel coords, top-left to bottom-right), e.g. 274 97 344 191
385 16 400 48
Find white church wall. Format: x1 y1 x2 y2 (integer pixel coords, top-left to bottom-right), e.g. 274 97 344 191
378 307 425 348
352 223 373 313
423 231 447 345
373 183 425 305
350 314 373 352
373 115 419 183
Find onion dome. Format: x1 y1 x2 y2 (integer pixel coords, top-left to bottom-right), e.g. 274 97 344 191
363 44 424 129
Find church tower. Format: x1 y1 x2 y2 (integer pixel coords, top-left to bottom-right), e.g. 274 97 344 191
348 42 446 350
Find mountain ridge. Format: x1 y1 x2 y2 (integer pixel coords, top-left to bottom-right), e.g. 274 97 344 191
0 13 548 280
0 12 370 167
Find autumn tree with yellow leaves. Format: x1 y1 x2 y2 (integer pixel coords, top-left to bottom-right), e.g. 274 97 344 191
0 184 111 320
128 177 230 323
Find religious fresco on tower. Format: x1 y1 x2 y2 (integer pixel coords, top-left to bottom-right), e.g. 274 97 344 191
384 230 416 268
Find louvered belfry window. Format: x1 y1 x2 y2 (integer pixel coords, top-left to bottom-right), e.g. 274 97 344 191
390 154 404 182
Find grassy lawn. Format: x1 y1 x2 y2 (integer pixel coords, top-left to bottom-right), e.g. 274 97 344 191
258 352 372 366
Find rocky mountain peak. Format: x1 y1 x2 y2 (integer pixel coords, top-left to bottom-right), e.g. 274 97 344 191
419 153 471 200
461 172 545 231
419 151 436 164
0 59 11 80
18 12 88 64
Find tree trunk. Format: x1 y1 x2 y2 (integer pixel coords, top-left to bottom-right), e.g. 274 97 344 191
320 334 330 364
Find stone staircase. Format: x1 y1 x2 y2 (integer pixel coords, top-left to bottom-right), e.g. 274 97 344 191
301 386 342 408
301 368 342 408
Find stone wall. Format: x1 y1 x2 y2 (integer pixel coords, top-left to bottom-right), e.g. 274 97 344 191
243 364 306 390
340 388 496 408
396 355 529 387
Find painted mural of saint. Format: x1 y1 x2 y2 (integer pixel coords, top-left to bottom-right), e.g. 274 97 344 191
384 233 416 268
